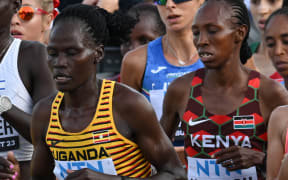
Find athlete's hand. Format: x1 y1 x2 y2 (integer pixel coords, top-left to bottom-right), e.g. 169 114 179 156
0 151 19 180
66 168 115 180
212 146 265 171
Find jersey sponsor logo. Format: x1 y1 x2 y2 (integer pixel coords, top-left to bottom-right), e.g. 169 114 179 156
190 135 252 148
0 80 5 90
93 131 110 144
151 66 167 74
52 147 109 161
233 115 255 129
188 118 210 126
54 158 117 180
187 157 257 180
166 71 189 78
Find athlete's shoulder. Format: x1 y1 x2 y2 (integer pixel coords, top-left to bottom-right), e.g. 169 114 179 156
19 40 47 67
31 92 58 138
32 92 58 119
259 72 288 102
271 105 288 116
268 105 288 133
114 82 149 105
120 45 149 91
20 40 46 53
122 44 148 66
168 70 198 95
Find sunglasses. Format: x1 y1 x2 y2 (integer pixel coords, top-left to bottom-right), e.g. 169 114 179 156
154 0 192 5
17 6 49 21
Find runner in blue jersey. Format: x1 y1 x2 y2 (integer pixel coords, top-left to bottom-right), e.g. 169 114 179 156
121 1 205 153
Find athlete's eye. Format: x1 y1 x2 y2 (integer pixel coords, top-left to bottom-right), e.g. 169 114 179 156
265 39 275 48
47 48 58 57
66 48 79 56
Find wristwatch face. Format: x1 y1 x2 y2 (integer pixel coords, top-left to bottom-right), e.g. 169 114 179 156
0 96 12 111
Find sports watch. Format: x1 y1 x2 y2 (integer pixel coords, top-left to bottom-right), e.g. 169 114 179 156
0 96 12 115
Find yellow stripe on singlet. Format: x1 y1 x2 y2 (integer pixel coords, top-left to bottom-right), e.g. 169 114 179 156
45 80 151 177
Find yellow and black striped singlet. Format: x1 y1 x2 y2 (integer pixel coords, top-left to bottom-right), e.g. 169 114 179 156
46 80 151 179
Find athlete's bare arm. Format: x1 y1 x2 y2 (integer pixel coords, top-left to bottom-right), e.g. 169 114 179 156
258 75 288 124
160 72 194 139
278 154 288 180
31 95 57 180
120 45 147 92
1 41 56 143
267 106 288 180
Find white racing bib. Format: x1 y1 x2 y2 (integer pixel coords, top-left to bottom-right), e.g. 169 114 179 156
54 158 117 180
187 157 257 180
0 117 19 152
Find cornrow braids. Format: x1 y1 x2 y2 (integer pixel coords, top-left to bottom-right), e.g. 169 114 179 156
265 7 288 30
204 0 252 64
127 3 166 36
53 4 137 47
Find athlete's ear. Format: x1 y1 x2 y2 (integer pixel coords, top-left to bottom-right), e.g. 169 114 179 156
94 45 104 64
235 25 248 44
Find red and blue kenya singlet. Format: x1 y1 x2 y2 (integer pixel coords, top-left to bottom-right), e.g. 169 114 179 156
182 68 266 180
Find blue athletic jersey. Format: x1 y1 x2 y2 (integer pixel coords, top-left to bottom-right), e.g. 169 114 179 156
141 37 204 146
142 37 204 117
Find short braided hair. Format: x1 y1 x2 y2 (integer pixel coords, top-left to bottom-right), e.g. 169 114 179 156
127 3 165 36
53 4 137 47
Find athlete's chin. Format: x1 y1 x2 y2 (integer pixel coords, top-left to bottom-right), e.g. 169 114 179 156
202 62 220 69
56 85 72 92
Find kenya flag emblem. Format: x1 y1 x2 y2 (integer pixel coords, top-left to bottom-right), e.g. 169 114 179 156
233 115 255 129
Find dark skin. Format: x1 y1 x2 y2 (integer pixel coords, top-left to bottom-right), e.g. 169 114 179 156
120 12 162 56
0 0 56 179
31 19 186 180
161 0 288 174
264 14 288 179
265 14 288 89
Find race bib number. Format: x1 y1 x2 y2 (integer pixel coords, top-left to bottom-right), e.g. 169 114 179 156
0 136 19 151
150 89 164 120
0 118 19 151
54 158 117 180
187 157 257 180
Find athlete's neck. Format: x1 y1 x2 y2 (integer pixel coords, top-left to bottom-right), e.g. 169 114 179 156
63 79 101 110
164 31 198 65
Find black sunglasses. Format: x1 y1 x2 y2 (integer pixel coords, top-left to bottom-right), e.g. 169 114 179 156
154 0 192 5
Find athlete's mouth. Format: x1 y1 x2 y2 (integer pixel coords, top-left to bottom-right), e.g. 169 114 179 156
168 15 180 18
11 30 23 36
54 74 72 81
199 52 213 58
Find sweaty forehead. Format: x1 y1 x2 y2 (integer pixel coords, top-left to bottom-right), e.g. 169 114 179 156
194 1 233 25
50 20 85 45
